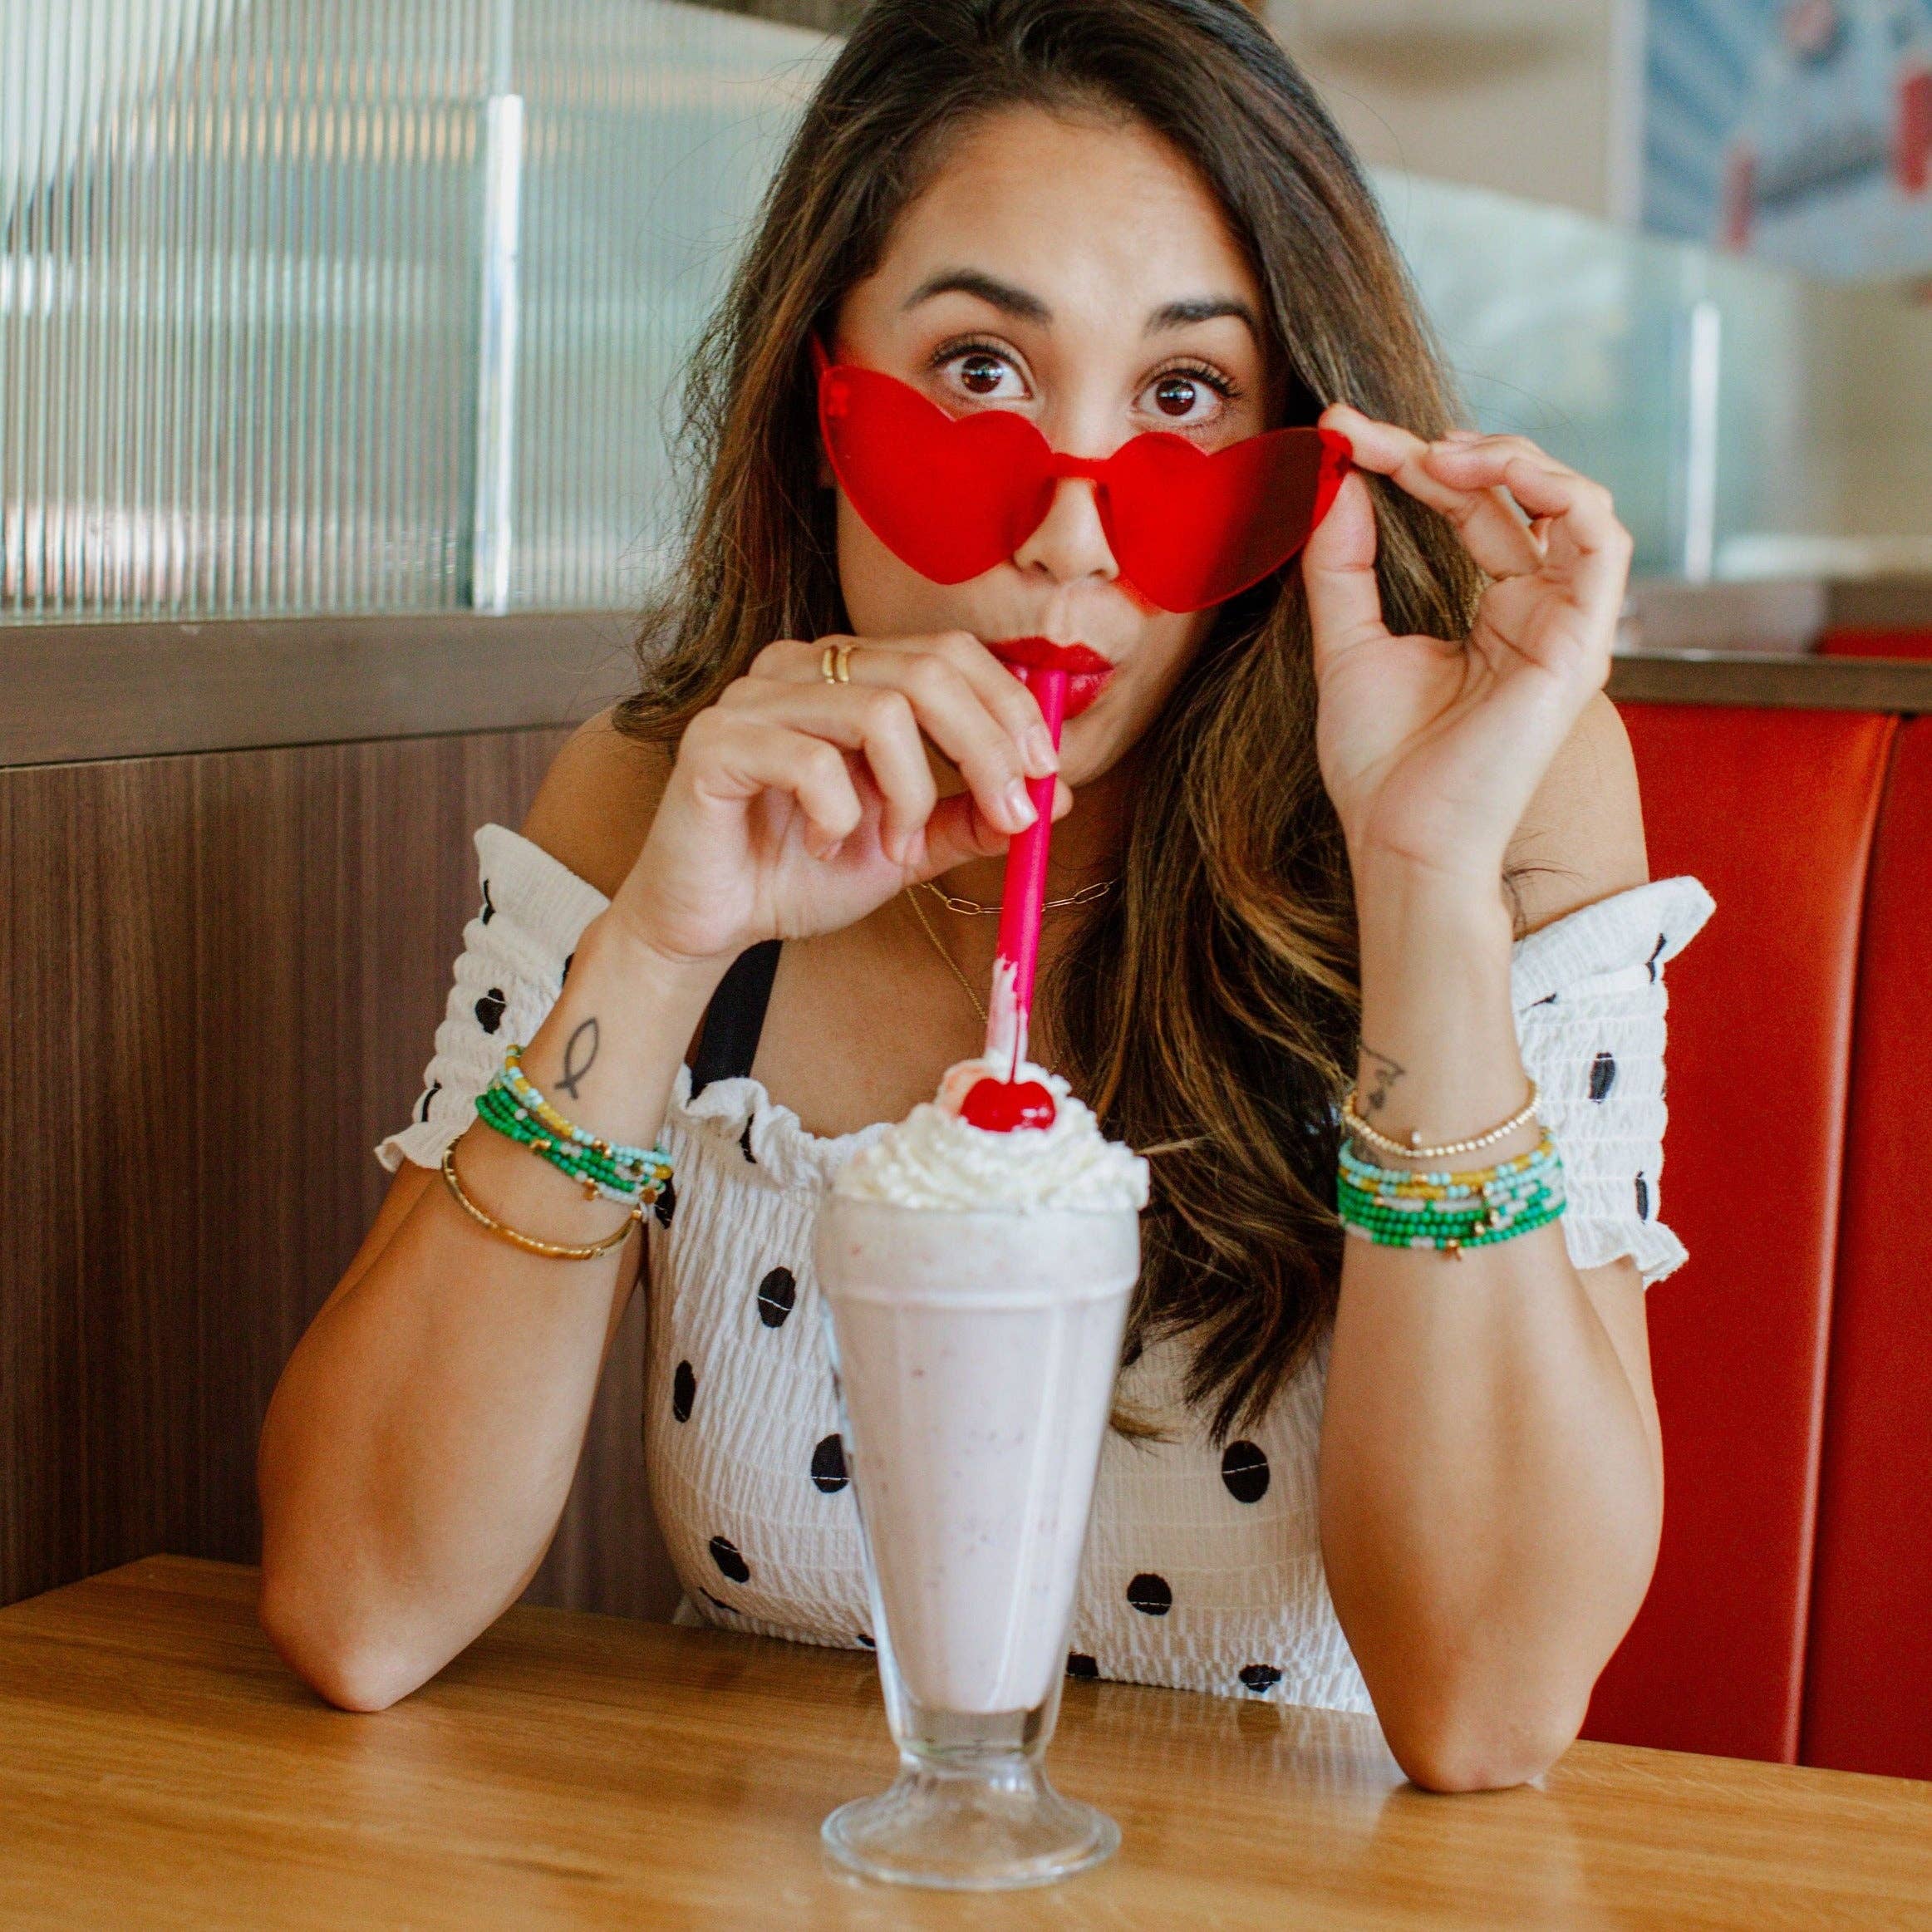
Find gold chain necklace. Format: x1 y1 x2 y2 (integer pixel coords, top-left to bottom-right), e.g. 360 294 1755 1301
917 877 1116 917
905 887 988 1025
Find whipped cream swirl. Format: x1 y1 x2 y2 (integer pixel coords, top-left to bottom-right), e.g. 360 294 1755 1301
833 1057 1149 1214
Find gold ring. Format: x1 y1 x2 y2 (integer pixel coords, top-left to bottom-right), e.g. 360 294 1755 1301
820 643 839 684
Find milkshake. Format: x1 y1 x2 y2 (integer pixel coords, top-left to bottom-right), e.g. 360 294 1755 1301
815 1054 1148 1890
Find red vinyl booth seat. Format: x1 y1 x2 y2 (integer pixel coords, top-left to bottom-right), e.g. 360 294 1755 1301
1818 629 1932 660
1585 705 1897 1764
1803 715 1932 1779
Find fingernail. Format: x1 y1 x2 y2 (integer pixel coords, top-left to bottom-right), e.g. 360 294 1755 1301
1023 725 1059 775
1002 780 1038 830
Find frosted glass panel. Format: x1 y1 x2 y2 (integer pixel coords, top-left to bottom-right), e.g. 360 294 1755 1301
0 0 823 622
0 5 1905 623
1374 170 1839 582
509 4 828 608
2 0 492 618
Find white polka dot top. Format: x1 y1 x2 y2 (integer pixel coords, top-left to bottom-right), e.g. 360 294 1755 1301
381 824 1715 1717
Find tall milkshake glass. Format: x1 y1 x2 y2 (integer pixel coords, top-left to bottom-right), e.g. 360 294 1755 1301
814 1192 1140 1890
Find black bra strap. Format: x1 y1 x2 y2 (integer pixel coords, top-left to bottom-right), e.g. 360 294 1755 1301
689 940 782 1097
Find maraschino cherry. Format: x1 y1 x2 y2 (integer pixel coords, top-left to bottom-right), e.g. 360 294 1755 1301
960 1077 1057 1133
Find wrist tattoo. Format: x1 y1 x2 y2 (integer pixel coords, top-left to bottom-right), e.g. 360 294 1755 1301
1357 1042 1404 1113
557 1016 600 1101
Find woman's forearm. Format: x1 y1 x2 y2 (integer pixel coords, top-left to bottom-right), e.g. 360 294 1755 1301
1318 858 1663 1791
257 912 725 1710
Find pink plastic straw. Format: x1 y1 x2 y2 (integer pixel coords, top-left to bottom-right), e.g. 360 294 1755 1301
987 666 1067 1075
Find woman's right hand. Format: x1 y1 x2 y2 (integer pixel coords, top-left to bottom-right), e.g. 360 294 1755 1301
609 632 1070 966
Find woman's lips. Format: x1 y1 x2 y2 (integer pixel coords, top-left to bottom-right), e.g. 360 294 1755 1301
986 637 1114 718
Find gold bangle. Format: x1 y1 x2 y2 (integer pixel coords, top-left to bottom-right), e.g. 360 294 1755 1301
440 1142 642 1261
1341 1079 1540 1163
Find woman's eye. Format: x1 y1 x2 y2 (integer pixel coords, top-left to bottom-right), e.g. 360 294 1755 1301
1145 371 1222 425
944 351 1021 400
960 353 1005 396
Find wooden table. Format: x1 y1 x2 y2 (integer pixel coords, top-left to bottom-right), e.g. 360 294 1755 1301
2 1559 1928 1930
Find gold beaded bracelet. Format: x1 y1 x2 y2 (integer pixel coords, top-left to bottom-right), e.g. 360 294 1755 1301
1341 1079 1541 1163
440 1142 642 1261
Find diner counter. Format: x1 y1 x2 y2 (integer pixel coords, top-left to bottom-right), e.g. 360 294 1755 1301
1 1561 1929 1928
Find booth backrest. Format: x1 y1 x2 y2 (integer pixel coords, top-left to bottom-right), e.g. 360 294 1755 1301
1585 704 1898 1765
1802 715 1932 1779
1819 630 1932 660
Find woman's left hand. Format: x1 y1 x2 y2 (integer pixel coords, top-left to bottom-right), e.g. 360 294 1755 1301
1299 404 1632 890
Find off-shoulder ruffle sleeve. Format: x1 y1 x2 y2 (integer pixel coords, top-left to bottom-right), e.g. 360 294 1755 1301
376 823 610 1172
1510 874 1716 1287
381 833 1717 1297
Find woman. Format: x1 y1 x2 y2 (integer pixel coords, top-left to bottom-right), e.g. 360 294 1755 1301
258 0 1712 1792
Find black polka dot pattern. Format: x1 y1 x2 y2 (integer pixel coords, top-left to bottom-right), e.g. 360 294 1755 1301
811 1433 848 1493
479 881 495 925
701 1589 736 1615
1532 991 1560 1007
1221 1440 1271 1505
1589 1050 1619 1103
1635 1172 1651 1221
1646 933 1667 983
474 986 507 1034
709 1535 750 1585
560 950 574 986
1066 1653 1099 1679
740 1119 757 1164
1126 1573 1172 1617
417 1081 440 1123
857 1632 874 1649
1239 1664 1282 1694
672 1359 696 1423
654 1176 676 1230
756 1267 796 1328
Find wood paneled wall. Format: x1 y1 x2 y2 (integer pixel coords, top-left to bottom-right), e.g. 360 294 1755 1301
0 728 676 1620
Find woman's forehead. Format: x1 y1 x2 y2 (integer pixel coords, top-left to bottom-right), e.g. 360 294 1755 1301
848 106 1261 344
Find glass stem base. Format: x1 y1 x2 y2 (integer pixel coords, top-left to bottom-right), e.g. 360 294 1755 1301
822 1752 1118 1891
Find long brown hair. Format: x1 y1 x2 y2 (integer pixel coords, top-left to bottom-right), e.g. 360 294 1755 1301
616 0 1485 1440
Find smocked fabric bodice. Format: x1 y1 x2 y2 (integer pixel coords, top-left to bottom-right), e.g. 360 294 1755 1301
380 824 1714 1715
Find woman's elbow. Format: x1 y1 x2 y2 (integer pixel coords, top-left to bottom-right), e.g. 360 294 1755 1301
1381 1696 1585 1794
257 1565 429 1713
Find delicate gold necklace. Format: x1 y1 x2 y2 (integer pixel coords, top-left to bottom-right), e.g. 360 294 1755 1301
905 887 988 1025
917 877 1116 917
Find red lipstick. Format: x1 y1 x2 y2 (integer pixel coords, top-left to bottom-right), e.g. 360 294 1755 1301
986 637 1114 717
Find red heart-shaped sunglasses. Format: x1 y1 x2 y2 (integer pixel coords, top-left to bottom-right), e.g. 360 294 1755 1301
813 342 1352 614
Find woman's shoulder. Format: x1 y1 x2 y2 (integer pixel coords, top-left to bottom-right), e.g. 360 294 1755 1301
1505 690 1650 937
519 707 673 900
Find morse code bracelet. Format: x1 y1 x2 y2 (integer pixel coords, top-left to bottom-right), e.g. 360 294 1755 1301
1340 1079 1541 1163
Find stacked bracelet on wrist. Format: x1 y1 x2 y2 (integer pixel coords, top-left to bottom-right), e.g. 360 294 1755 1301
473 1042 673 1209
1336 1126 1566 1259
1340 1079 1541 1162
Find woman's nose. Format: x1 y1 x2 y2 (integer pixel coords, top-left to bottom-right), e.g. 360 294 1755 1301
1012 474 1121 587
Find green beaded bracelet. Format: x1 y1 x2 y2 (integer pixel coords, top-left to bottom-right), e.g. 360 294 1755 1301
1337 1126 1567 1258
473 1051 672 1208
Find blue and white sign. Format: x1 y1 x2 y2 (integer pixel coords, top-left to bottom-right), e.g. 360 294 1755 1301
1644 0 1932 278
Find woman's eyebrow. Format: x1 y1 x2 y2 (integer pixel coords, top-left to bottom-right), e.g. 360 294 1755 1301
902 269 1052 324
1146 296 1260 337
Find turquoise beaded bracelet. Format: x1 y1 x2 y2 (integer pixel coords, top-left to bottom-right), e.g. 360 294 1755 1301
474 1045 673 1208
1337 1127 1566 1258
